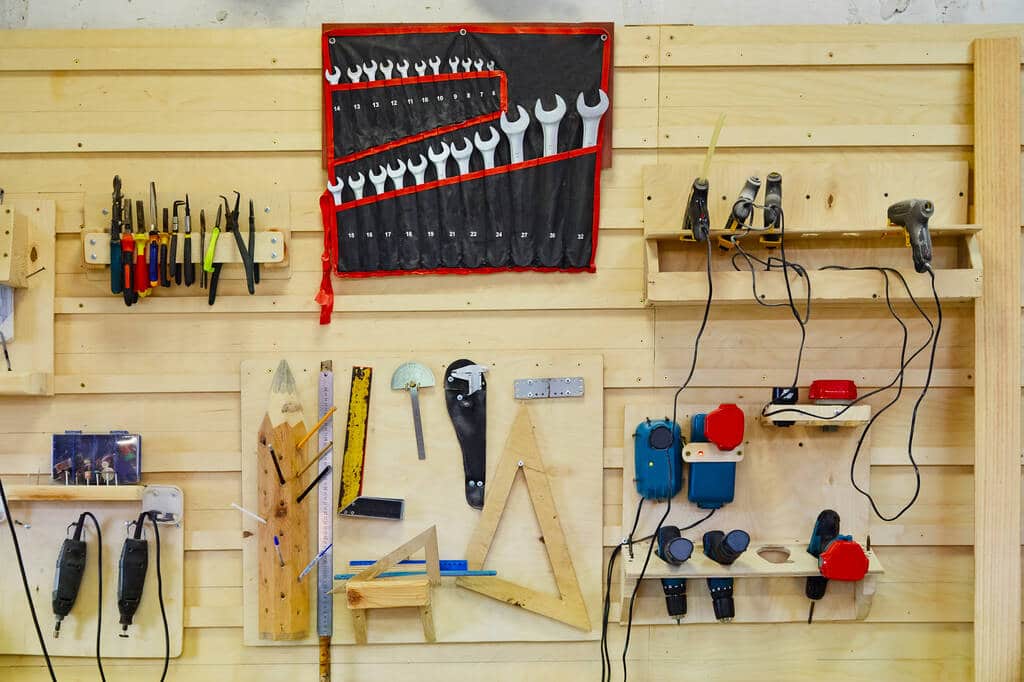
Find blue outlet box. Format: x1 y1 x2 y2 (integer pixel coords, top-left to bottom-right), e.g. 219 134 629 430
633 418 683 500
687 413 736 509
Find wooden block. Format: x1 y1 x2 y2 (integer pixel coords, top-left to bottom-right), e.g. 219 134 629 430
350 609 368 645
81 230 288 267
0 206 27 287
419 602 436 643
760 403 872 427
682 441 745 463
5 484 145 502
971 36 1021 682
346 577 431 610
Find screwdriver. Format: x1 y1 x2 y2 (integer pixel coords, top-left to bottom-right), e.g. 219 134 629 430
147 183 160 287
183 195 195 287
159 208 171 287
248 199 260 285
199 209 208 289
120 198 136 306
133 200 150 298
171 201 184 285
109 176 123 295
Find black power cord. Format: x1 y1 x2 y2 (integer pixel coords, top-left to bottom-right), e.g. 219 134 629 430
0 476 58 682
79 512 106 682
130 511 170 682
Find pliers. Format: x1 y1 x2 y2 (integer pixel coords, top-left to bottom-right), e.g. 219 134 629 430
224 192 255 294
206 204 223 306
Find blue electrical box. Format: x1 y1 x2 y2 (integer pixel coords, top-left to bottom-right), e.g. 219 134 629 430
633 418 683 500
687 413 736 509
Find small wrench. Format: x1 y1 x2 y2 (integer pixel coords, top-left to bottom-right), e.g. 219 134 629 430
448 57 460 73
347 172 366 200
379 59 394 79
368 166 388 195
346 64 362 83
362 59 378 81
500 105 530 164
486 60 495 70
428 142 450 180
451 138 474 175
414 60 427 76
327 177 345 206
473 58 484 71
577 89 609 148
386 159 407 190
428 56 441 75
396 59 410 77
461 57 472 72
473 127 500 169
408 154 428 185
325 66 342 85
534 94 567 157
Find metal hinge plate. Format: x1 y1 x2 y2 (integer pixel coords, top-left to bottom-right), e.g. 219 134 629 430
514 377 585 400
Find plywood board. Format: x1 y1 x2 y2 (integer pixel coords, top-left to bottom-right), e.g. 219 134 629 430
0 492 184 658
241 354 603 645
619 402 870 625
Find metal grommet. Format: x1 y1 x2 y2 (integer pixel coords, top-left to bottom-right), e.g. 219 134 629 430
459 28 467 36
600 33 608 41
329 37 336 44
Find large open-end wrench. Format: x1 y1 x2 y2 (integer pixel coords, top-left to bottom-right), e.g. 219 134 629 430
362 60 378 81
473 58 484 71
327 177 345 206
428 141 450 180
448 57 460 73
500 105 530 164
428 56 441 75
386 159 407 190
325 66 342 85
450 138 474 175
347 172 366 200
414 59 427 76
473 127 500 169
346 64 362 83
534 95 567 157
380 59 394 79
461 58 472 72
577 89 609 148
408 155 428 185
368 166 388 195
396 59 410 77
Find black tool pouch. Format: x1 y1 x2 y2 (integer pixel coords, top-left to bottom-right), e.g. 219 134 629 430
444 359 487 509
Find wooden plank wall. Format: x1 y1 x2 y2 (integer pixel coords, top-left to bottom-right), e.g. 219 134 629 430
0 24 1022 681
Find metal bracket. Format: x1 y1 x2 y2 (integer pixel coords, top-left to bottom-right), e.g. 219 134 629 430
514 377 585 400
142 485 184 525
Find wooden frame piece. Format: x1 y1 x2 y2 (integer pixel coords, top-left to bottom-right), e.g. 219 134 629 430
343 526 441 644
681 441 745 463
971 36 1021 682
0 206 28 287
81 229 288 267
760 403 871 427
456 405 590 631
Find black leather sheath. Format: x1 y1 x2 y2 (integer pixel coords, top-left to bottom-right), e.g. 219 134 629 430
444 359 487 509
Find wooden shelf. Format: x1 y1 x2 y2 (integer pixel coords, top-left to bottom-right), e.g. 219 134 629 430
5 484 146 502
760 403 872 427
645 223 981 242
622 541 884 580
0 371 53 397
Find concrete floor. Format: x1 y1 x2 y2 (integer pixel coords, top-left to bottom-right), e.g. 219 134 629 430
1 0 1022 29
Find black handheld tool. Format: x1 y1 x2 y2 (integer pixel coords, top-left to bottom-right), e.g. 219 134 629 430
117 516 150 637
656 525 694 623
52 519 88 638
109 176 124 295
761 171 783 248
720 176 762 250
183 195 195 287
199 209 208 289
682 178 710 243
208 204 224 306
171 200 184 285
703 529 750 622
225 191 255 294
805 509 840 624
121 198 136 306
159 208 171 287
887 198 934 273
248 199 260 285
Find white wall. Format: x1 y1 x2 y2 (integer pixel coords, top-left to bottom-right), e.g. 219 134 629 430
2 0 1023 29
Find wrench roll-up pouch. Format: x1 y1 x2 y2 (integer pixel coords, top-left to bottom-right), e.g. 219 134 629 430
318 23 611 323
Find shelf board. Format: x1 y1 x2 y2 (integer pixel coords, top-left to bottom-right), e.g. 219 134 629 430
622 541 884 580
646 267 981 305
761 403 872 427
0 371 53 396
5 484 145 502
645 223 981 241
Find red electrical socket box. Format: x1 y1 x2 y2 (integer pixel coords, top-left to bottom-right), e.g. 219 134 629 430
808 379 857 404
704 403 745 451
819 539 870 581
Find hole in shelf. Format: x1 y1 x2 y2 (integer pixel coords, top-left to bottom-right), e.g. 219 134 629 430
757 546 792 564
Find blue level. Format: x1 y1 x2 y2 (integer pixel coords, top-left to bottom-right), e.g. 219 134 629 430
334 569 496 581
348 559 469 571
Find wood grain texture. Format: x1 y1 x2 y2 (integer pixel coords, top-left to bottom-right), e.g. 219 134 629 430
972 36 1022 682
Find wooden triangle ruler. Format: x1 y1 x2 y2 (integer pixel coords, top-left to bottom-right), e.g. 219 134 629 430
456 405 590 631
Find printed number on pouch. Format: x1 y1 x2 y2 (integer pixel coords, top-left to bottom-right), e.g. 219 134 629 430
405 231 414 238
520 232 529 238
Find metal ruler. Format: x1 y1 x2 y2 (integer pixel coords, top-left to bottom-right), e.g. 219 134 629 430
316 361 334 682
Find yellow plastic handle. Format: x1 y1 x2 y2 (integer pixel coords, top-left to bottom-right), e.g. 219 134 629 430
203 228 220 273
